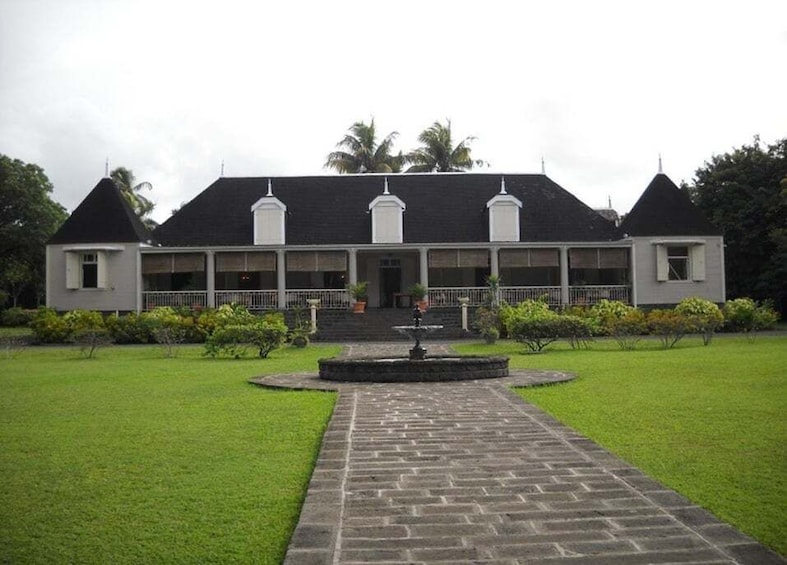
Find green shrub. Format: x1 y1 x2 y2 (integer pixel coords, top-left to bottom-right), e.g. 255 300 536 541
29 307 70 343
105 312 156 344
723 298 780 334
675 297 724 345
473 306 502 344
504 299 561 352
62 310 109 358
607 309 647 350
589 299 635 336
555 315 594 349
647 309 689 349
204 312 287 359
145 307 190 357
1 307 35 327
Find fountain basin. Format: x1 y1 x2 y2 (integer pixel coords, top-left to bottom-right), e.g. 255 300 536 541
318 355 509 383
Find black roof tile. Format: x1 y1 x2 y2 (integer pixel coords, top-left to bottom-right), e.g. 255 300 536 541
153 173 622 246
620 174 721 236
48 178 153 244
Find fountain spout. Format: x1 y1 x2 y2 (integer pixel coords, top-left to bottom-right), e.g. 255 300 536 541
393 306 443 360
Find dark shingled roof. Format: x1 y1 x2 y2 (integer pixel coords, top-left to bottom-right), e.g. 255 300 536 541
153 173 621 246
48 178 153 244
620 174 721 236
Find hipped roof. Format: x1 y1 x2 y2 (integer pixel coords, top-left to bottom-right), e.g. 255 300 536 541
153 173 621 246
48 178 153 244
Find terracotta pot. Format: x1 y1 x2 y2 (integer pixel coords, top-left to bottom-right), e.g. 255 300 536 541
352 301 366 313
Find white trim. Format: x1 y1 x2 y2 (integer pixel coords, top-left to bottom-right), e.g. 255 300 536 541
62 245 124 252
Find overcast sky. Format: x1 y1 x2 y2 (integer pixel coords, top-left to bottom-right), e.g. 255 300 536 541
1 0 785 224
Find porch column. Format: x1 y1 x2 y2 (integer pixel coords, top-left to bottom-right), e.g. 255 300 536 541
276 250 286 309
560 246 569 307
489 246 499 278
135 248 142 313
419 247 429 290
205 250 215 308
348 248 358 286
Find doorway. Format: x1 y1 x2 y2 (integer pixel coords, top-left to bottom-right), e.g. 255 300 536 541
379 258 401 308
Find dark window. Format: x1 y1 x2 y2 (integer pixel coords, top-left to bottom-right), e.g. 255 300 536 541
82 253 98 288
667 246 689 281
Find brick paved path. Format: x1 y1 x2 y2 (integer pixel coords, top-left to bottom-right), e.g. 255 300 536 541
254 343 784 565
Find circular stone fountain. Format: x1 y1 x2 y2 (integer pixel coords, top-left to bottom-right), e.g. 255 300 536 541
318 304 509 383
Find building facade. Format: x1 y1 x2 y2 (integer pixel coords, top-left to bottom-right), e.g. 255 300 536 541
46 171 724 313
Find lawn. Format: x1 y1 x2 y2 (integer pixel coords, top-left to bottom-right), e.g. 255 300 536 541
0 343 340 564
457 335 787 556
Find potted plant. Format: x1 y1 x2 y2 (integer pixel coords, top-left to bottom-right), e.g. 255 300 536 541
408 283 428 311
348 281 368 313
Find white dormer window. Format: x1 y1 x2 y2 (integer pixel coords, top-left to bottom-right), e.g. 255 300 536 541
486 177 522 242
369 178 406 244
251 179 287 245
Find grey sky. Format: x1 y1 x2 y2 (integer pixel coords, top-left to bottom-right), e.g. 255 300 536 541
1 0 785 223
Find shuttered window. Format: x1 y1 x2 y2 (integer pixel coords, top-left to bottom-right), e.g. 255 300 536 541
500 249 559 268
142 253 205 274
428 250 489 268
286 251 347 272
570 248 628 269
216 252 276 272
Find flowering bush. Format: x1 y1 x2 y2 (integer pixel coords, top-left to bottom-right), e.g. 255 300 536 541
647 309 689 349
675 297 724 345
723 298 780 334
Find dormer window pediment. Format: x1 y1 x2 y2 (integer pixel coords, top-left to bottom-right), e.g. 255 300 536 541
486 186 522 243
252 180 287 245
369 179 405 244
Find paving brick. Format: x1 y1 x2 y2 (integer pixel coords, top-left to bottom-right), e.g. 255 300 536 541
260 342 783 565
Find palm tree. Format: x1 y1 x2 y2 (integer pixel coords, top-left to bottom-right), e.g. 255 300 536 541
405 119 486 172
325 119 403 173
110 167 156 229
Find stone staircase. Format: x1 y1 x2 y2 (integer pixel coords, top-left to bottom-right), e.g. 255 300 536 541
302 307 471 342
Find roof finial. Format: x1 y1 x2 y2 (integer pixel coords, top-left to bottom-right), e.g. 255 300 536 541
266 178 273 197
220 160 225 177
105 158 109 177
658 153 663 174
608 195 612 208
500 176 507 194
383 177 390 195
541 156 546 175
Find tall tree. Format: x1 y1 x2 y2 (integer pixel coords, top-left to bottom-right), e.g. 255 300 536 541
686 137 787 314
405 119 486 172
110 167 156 229
324 119 403 173
0 155 67 307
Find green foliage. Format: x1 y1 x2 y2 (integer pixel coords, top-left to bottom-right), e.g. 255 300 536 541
110 166 156 229
647 309 689 349
347 281 369 300
407 283 427 300
555 315 594 349
473 306 502 344
503 299 561 352
204 311 288 359
675 297 724 345
0 306 34 327
723 297 780 333
0 155 67 308
405 119 485 172
29 307 70 343
105 312 156 344
687 137 787 315
589 299 635 335
324 119 403 173
606 309 647 350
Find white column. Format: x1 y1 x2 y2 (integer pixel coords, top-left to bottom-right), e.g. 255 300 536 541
490 246 499 278
134 247 141 313
205 250 215 308
307 298 320 333
560 246 569 307
348 248 358 286
277 250 286 309
419 247 429 288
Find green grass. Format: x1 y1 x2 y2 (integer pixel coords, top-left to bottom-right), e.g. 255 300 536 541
0 344 340 564
457 335 787 556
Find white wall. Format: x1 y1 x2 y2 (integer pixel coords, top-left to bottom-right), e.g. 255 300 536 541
632 236 725 305
46 243 142 311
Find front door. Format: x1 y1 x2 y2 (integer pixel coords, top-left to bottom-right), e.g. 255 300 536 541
379 261 401 308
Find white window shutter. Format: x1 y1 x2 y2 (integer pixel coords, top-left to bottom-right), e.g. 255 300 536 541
96 251 108 289
655 245 668 281
691 244 706 281
65 252 80 289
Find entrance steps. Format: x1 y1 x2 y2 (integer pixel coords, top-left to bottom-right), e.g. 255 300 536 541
301 308 469 342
